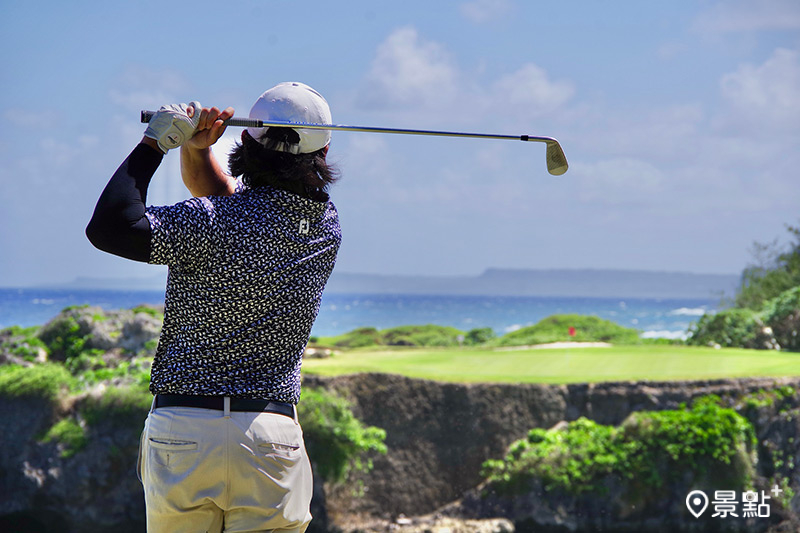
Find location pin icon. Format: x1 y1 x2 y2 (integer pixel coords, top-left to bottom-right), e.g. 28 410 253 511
686 490 709 518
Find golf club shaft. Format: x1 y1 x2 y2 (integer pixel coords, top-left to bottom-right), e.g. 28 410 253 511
140 110 568 175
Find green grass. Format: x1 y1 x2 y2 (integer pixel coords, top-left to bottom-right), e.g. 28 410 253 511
302 344 800 384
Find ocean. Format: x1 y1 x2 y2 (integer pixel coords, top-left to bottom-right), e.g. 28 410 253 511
0 287 715 339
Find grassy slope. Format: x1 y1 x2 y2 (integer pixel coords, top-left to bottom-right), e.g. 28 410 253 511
302 345 800 384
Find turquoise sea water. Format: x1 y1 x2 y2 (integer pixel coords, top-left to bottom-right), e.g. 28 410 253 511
0 288 716 339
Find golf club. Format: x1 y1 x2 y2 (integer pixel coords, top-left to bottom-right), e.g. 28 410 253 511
141 110 569 176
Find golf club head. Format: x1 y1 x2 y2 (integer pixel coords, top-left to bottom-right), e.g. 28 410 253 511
545 141 569 176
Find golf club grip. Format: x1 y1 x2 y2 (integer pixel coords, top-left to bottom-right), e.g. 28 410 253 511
140 110 261 128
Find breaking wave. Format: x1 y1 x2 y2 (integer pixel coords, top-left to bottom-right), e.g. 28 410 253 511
668 307 709 317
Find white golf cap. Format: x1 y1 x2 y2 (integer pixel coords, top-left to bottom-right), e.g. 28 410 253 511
247 82 332 154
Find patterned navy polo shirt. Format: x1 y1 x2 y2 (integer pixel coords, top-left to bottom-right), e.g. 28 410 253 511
144 184 340 403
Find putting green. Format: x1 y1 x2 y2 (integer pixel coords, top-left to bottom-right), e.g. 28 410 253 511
302 344 800 384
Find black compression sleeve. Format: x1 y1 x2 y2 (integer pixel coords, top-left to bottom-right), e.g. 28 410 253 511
86 143 163 262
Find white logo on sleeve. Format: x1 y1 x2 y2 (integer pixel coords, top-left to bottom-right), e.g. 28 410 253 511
299 219 310 234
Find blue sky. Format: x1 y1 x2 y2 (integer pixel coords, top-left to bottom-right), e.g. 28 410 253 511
1 0 798 287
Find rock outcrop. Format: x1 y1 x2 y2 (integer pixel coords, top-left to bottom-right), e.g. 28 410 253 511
0 392 146 533
36 305 162 362
1 343 798 531
306 374 800 523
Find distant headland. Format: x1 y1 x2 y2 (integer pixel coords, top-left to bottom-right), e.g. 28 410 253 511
45 268 739 300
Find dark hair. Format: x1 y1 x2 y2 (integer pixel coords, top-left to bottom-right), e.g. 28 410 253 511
228 128 339 202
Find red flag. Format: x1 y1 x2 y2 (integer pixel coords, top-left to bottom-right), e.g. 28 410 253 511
568 327 576 337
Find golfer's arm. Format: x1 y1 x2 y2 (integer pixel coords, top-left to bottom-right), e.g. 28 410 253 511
180 146 237 198
85 138 162 262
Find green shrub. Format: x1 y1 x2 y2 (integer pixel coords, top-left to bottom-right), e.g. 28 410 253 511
131 305 164 320
77 359 151 388
61 304 90 312
40 418 88 458
687 308 765 348
620 396 756 487
0 325 48 360
740 386 796 412
298 387 387 483
385 334 417 346
37 313 94 362
763 286 800 351
64 351 107 374
381 324 464 347
465 327 497 345
481 395 756 495
0 363 77 401
143 339 159 354
322 324 467 348
325 327 382 348
734 224 800 310
1 325 42 339
482 418 618 494
79 384 152 428
496 314 640 347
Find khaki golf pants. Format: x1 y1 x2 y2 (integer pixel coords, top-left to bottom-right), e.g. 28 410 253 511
138 401 313 533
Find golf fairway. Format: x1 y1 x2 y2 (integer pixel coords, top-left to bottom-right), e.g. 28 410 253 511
302 345 800 384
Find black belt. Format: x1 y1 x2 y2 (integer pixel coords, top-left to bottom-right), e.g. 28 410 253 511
154 394 294 418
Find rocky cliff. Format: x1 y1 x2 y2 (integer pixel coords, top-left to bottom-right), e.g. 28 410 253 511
1 306 799 532
305 374 800 532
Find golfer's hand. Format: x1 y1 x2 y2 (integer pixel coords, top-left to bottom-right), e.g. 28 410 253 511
143 102 202 153
185 106 235 151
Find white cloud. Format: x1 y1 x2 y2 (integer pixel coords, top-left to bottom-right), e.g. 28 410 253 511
460 0 513 23
108 66 189 111
657 41 689 60
39 136 101 173
338 134 393 179
577 49 799 206
580 104 705 163
572 158 666 206
694 0 800 33
2 108 55 128
339 24 797 277
357 28 574 126
720 48 800 127
491 63 575 117
360 27 458 109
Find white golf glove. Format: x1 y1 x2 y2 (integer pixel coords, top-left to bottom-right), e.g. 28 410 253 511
144 101 201 153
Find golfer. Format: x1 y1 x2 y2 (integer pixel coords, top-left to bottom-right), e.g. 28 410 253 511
86 82 341 532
